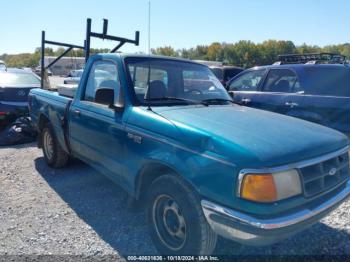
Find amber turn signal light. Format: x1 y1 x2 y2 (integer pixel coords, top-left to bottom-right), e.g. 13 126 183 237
241 174 277 202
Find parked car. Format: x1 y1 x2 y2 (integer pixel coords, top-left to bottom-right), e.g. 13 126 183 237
210 66 244 87
21 67 34 73
63 69 84 85
0 60 6 71
34 67 52 76
227 62 350 136
0 69 40 124
29 54 350 255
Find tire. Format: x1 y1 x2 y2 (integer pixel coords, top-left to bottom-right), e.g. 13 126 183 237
42 123 69 168
147 175 217 255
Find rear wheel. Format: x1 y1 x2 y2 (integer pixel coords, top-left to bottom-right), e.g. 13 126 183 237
147 175 217 255
42 123 69 168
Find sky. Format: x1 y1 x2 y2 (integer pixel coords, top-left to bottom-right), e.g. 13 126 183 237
1 0 350 55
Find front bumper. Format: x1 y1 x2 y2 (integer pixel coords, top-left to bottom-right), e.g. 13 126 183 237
202 180 350 246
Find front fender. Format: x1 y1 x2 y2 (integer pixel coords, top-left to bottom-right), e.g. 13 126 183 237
124 127 238 207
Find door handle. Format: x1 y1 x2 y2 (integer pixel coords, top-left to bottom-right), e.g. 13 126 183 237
73 109 81 116
285 102 299 108
241 98 251 104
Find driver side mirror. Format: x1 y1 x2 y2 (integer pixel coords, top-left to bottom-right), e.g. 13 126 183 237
95 88 124 112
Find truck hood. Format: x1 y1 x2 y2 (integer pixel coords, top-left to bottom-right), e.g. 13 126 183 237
152 105 349 168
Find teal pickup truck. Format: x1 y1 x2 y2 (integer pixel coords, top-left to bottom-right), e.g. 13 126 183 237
29 54 350 255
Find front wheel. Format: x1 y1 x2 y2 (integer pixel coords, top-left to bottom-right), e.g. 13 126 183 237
147 175 217 255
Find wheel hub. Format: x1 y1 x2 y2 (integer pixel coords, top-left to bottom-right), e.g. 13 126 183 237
153 195 187 251
164 206 181 236
43 131 54 160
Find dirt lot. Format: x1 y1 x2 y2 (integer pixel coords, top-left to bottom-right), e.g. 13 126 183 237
1 143 350 259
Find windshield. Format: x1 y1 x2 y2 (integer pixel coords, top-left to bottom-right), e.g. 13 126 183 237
126 58 231 105
0 72 40 86
0 64 6 71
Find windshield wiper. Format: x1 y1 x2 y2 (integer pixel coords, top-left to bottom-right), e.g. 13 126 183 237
201 98 240 105
145 97 208 106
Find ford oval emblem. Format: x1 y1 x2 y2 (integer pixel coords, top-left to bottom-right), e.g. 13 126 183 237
17 90 26 96
328 168 337 176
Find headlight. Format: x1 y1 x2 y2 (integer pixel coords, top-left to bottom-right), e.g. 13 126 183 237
238 169 302 203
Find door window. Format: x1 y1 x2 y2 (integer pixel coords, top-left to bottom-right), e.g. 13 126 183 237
84 61 120 105
303 67 350 97
228 70 266 91
263 69 300 93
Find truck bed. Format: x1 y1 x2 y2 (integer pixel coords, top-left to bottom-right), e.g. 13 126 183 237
29 88 72 153
57 84 78 98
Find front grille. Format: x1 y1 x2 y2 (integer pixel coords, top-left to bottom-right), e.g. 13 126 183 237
299 152 350 198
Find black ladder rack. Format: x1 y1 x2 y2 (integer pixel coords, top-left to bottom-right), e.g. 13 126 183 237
41 18 140 88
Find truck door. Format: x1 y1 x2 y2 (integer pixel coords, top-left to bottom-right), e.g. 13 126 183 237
69 59 127 185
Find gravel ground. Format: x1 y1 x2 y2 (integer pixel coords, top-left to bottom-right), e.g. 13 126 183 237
0 143 350 259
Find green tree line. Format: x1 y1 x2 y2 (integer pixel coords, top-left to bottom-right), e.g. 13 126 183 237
152 40 350 68
1 40 350 68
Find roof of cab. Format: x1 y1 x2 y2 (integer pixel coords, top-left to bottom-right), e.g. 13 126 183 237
94 53 207 66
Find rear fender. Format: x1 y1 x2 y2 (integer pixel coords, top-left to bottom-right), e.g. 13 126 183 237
37 111 69 153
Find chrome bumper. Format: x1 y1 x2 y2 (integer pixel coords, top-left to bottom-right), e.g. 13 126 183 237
202 181 350 246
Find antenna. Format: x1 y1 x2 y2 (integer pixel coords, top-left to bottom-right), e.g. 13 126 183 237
146 0 152 111
148 0 151 55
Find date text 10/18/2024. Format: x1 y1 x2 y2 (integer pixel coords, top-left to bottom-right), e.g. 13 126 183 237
127 256 220 261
